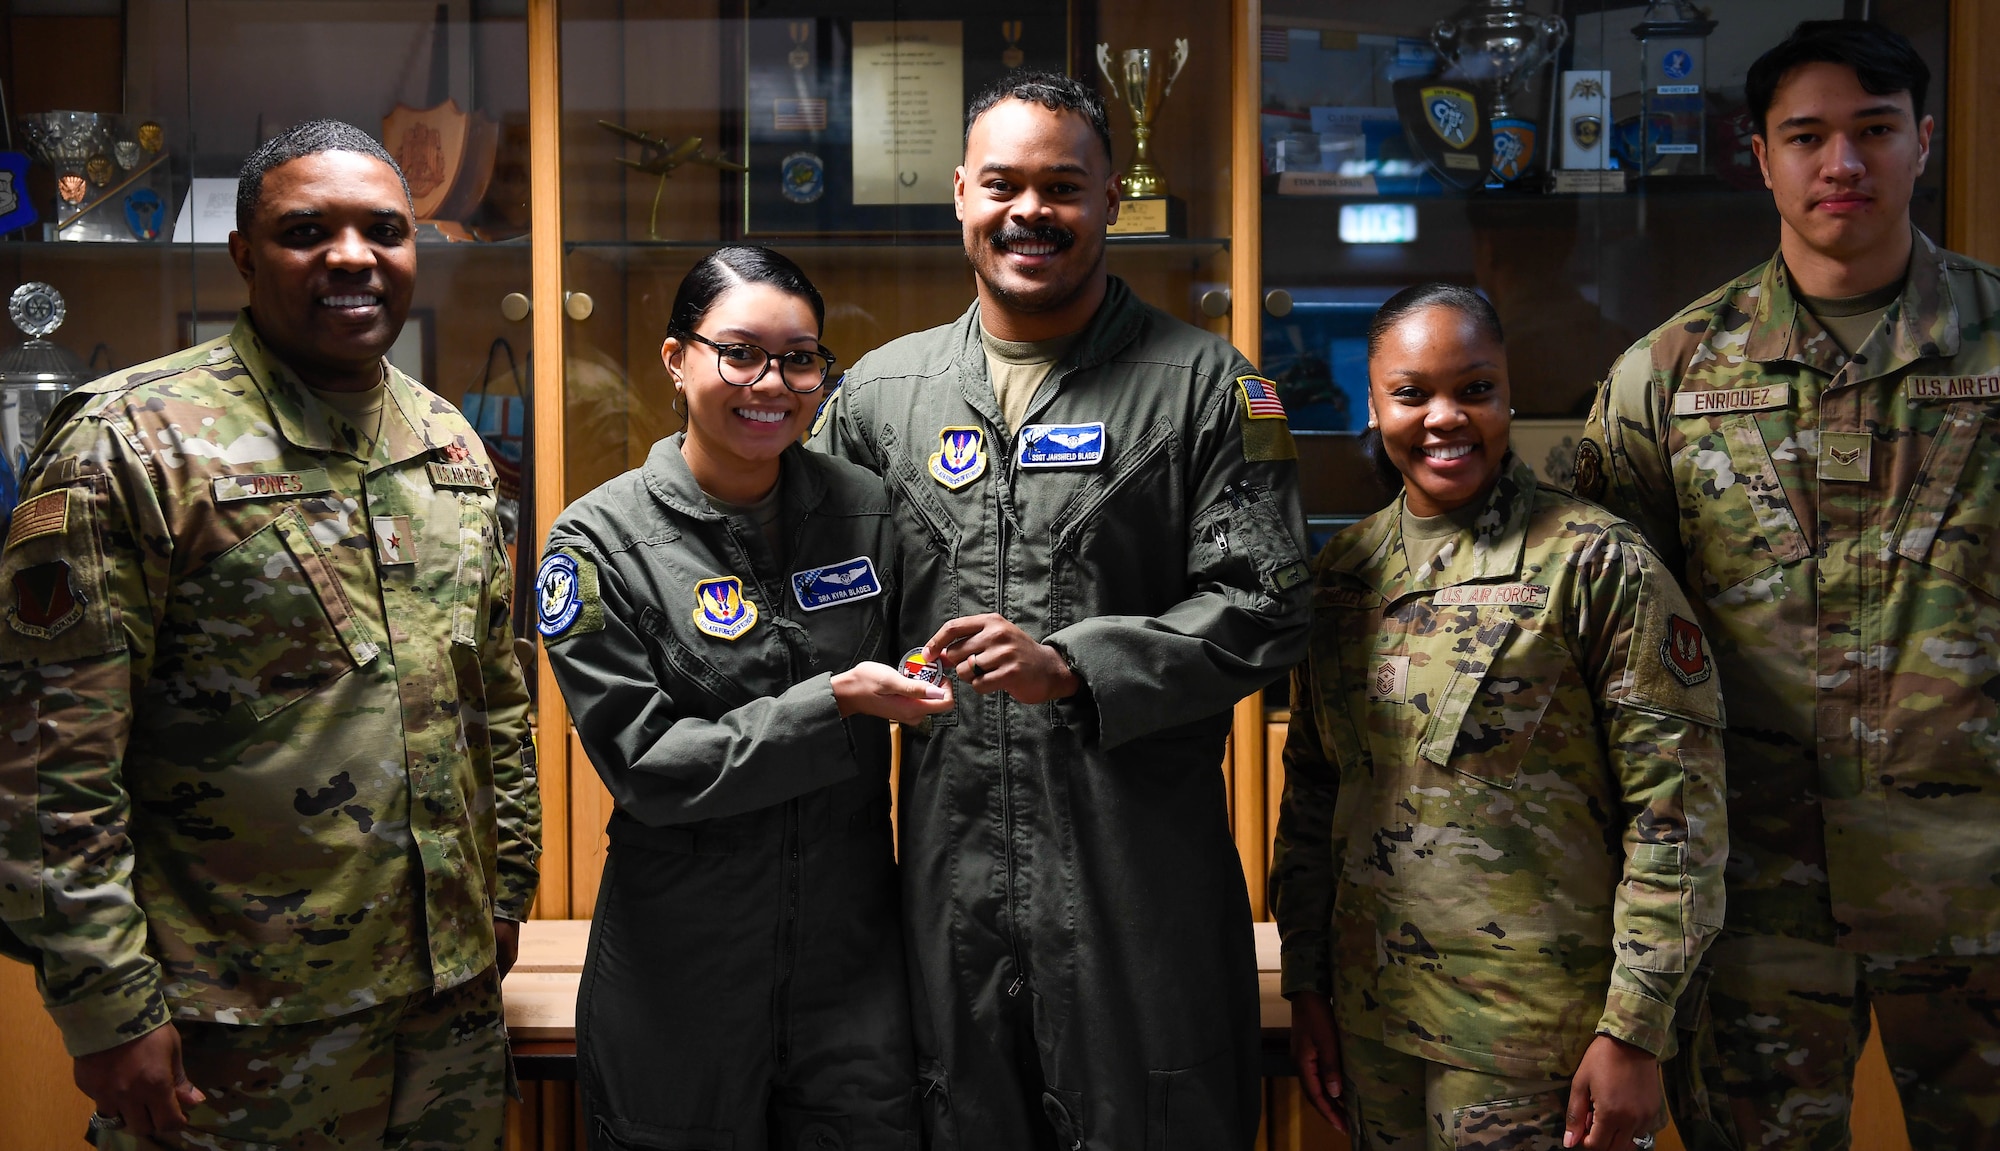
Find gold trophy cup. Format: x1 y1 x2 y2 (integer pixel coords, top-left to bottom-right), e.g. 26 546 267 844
1096 39 1189 200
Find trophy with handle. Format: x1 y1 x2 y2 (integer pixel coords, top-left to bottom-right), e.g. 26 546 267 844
1430 0 1567 185
1095 39 1189 200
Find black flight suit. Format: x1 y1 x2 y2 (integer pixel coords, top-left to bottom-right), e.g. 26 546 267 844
542 437 913 1151
812 277 1313 1150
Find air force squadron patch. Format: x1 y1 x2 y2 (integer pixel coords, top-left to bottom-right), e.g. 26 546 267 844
792 555 883 612
930 426 987 489
1017 422 1106 468
693 575 759 640
536 550 603 642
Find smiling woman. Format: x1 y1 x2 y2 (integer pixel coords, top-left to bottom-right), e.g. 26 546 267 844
1273 281 1731 1151
1361 282 1511 515
539 244 955 1150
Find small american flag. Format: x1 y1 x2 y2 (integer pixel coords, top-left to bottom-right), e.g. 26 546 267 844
773 98 828 132
1240 376 1288 420
1261 27 1290 61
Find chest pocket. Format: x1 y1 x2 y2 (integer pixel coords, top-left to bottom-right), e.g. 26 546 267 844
1408 608 1558 790
1890 400 2000 602
1670 413 1810 599
156 502 374 722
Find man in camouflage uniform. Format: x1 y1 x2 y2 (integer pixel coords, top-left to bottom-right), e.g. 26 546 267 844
0 120 539 1149
1578 22 2000 1149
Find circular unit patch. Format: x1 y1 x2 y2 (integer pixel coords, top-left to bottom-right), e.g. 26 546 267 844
537 552 583 638
780 152 826 204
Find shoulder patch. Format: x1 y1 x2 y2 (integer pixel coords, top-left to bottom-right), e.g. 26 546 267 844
8 559 84 639
5 490 68 550
1236 376 1297 462
1622 555 1724 726
809 377 842 440
1660 614 1711 686
535 549 603 643
1572 438 1606 501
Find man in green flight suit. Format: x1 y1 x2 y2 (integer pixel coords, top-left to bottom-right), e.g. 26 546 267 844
812 73 1313 1150
1577 21 2000 1150
0 120 539 1149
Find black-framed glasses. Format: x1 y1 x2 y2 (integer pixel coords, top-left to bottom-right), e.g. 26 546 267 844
681 332 837 393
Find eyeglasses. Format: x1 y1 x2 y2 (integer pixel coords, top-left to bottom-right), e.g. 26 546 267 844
680 332 837 393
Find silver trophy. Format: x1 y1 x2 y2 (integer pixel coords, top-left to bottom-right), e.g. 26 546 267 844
1432 0 1569 120
0 283 90 525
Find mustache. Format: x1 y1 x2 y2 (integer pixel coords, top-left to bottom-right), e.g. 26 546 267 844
989 223 1076 252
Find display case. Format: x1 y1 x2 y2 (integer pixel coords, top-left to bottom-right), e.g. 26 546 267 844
0 2 1988 1148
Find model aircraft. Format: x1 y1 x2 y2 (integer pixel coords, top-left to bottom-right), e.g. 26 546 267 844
598 120 748 238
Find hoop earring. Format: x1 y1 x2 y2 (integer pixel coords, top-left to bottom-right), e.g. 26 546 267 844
672 388 687 419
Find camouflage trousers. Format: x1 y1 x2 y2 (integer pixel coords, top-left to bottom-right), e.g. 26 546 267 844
1666 931 2000 1151
93 968 510 1151
1336 1031 1583 1151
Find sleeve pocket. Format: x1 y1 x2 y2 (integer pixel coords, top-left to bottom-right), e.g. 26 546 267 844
0 694 40 922
1618 840 1690 974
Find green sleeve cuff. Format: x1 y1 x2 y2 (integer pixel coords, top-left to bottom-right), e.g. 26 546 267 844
1597 982 1677 1061
1279 944 1333 1000
48 964 170 1058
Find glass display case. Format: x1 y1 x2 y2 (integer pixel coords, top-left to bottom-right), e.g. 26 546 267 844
1256 0 1951 532
0 2 1983 1147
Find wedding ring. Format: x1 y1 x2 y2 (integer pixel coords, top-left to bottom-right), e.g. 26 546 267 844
1633 1135 1655 1150
88 1112 127 1131
965 656 980 678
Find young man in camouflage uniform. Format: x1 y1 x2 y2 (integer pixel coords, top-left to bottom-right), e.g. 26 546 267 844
0 120 539 1149
1577 21 2000 1150
812 74 1312 1150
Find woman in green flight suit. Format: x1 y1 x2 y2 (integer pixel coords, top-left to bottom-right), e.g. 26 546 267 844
539 247 954 1150
1270 283 1730 1151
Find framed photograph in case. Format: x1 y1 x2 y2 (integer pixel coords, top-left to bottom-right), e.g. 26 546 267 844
735 0 1080 238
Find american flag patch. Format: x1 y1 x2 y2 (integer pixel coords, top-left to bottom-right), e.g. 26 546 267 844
1238 375 1288 420
773 98 828 132
1261 27 1290 61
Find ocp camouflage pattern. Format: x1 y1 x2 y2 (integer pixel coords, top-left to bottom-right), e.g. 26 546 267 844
1272 458 1728 1078
1577 231 2000 957
0 313 539 1056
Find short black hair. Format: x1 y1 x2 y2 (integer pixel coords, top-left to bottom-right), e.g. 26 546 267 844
1361 283 1506 492
236 118 413 232
1746 20 1930 137
964 71 1114 166
667 245 827 339
1366 282 1504 360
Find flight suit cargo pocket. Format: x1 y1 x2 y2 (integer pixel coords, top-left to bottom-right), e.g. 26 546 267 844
1669 414 1808 600
156 505 369 723
1189 484 1310 608
1891 402 2000 601
1452 1088 1566 1149
1618 841 1690 974
1145 1049 1239 1151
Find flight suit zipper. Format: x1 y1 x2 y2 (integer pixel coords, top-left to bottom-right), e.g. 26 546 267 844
718 513 809 1067
989 360 1079 999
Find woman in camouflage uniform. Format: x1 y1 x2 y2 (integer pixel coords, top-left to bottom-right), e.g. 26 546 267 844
539 248 954 1150
1270 284 1729 1151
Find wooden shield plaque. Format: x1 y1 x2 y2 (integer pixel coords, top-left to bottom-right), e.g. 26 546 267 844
383 100 471 219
